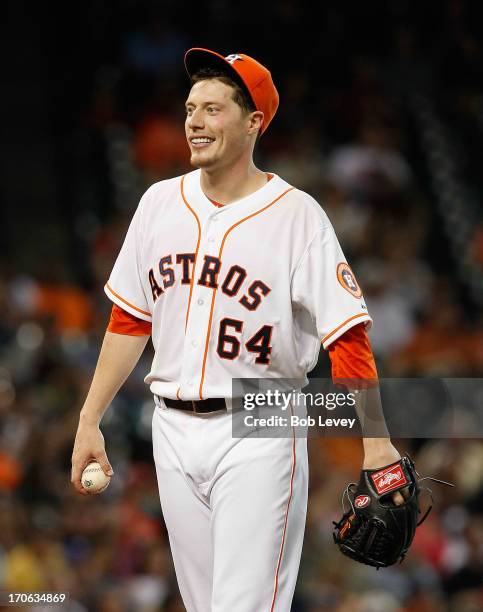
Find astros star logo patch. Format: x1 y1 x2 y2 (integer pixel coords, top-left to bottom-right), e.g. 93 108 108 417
336 262 362 298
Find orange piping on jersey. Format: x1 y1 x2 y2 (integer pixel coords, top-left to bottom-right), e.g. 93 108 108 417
105 283 151 317
322 313 369 345
177 174 203 401
198 186 295 399
270 410 296 611
180 174 202 332
218 188 294 255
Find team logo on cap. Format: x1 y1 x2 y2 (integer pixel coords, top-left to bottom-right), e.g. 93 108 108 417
225 54 243 64
337 263 362 298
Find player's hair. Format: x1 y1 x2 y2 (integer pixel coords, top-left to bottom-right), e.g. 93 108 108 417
190 68 256 116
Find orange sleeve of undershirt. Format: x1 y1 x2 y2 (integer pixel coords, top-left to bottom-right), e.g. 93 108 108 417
107 303 152 336
328 323 378 388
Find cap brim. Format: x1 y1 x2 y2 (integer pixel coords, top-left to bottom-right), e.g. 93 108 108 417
184 48 256 109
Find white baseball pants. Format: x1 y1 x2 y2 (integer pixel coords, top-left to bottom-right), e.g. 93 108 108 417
152 402 308 612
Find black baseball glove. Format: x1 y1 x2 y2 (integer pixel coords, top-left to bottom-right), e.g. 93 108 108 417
332 455 453 568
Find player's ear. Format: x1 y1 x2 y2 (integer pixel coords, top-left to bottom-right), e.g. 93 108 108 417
247 111 264 136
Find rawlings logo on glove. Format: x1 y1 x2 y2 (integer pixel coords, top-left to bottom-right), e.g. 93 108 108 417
354 495 370 508
371 463 407 495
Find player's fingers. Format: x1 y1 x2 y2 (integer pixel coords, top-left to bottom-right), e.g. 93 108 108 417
70 449 94 495
71 465 89 495
392 491 405 506
94 452 114 477
400 485 411 500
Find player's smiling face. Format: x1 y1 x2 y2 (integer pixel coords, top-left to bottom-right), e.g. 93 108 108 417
185 79 254 170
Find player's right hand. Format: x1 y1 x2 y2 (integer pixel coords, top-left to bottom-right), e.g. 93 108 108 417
71 420 114 495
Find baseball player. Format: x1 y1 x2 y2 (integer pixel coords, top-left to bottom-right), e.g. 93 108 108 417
72 48 404 611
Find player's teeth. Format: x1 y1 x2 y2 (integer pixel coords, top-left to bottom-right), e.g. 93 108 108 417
192 138 213 144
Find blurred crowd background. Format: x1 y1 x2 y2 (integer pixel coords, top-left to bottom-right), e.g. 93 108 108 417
1 1 482 610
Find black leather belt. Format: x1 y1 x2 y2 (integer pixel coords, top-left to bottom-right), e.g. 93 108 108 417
161 397 227 414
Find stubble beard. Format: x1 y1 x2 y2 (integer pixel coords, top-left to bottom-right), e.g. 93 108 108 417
190 148 219 170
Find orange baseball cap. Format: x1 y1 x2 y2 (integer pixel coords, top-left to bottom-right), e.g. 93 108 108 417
184 48 279 135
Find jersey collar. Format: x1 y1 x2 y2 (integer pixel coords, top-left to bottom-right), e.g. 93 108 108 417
182 169 291 219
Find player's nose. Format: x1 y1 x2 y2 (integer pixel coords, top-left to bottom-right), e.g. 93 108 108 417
186 107 204 129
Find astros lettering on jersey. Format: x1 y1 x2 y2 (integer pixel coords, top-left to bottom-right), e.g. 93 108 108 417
105 168 372 401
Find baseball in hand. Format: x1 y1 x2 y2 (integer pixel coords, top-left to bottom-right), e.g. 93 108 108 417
81 461 111 493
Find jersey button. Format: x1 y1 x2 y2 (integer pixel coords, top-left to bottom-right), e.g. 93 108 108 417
197 298 204 305
191 340 198 348
208 237 215 243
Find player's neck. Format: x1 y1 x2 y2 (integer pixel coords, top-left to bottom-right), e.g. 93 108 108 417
200 160 268 206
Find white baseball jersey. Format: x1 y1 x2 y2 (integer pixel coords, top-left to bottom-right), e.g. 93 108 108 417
105 169 372 401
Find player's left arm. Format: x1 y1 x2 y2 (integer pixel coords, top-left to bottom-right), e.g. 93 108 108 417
291 221 406 502
329 324 406 505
